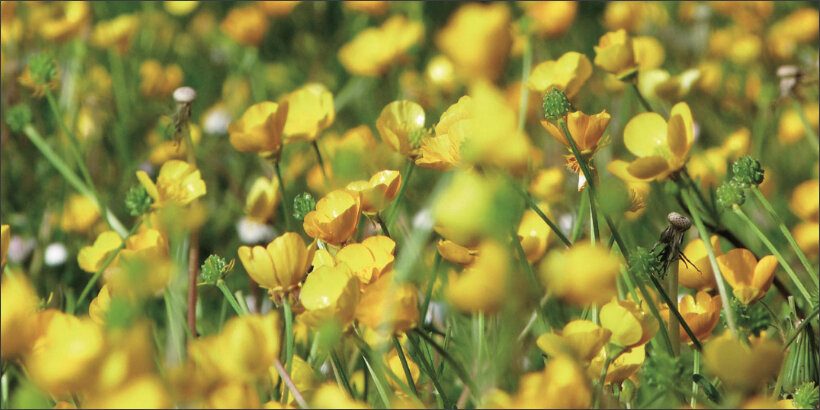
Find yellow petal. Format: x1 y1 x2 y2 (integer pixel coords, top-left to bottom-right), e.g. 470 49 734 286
626 156 669 179
716 248 757 288
624 112 668 157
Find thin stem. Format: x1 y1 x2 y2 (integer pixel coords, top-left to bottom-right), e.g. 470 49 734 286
420 253 441 325
375 213 391 238
273 358 308 409
751 187 818 286
557 118 601 243
511 182 572 247
281 298 295 403
594 346 623 408
312 140 329 183
187 233 199 336
624 267 675 354
667 258 681 355
682 189 738 335
44 89 94 190
329 350 355 397
691 350 701 408
392 336 419 397
75 221 141 310
216 280 245 316
274 160 292 231
793 100 820 154
107 50 131 166
413 328 478 394
572 189 590 242
407 333 449 406
387 161 416 226
589 196 600 244
630 82 654 113
733 206 814 305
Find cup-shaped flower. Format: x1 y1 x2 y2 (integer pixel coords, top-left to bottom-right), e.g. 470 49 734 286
376 100 426 157
244 176 281 223
524 2 577 38
593 29 638 79
517 207 552 263
91 14 139 54
139 60 183 98
107 229 172 297
416 96 472 170
716 248 778 305
303 189 362 245
60 194 100 233
334 235 395 284
220 5 268 47
600 298 658 348
338 15 423 77
228 101 288 154
539 244 621 305
619 102 695 181
311 383 368 409
436 3 511 82
298 263 360 328
446 241 509 313
355 272 419 334
38 2 90 42
536 320 612 363
704 331 783 392
677 291 722 343
136 160 207 208
503 356 592 409
541 109 611 154
237 232 313 296
1 274 39 358
345 170 402 214
281 83 335 142
526 52 592 99
78 230 123 273
678 235 720 290
790 180 819 256
588 345 646 385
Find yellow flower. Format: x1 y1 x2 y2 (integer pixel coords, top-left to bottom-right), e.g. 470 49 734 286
164 1 199 16
676 291 722 343
526 52 592 99
436 3 511 82
229 101 289 154
436 239 477 266
619 102 695 181
704 331 783 392
39 2 90 42
207 383 261 408
220 5 268 47
447 241 509 313
524 1 577 38
603 2 667 33
345 170 402 214
258 1 300 17
637 68 701 102
311 383 368 409
767 8 819 60
78 230 123 273
376 100 426 157
281 83 335 143
536 320 612 363
587 345 645 385
86 376 171 409
517 207 551 263
600 298 658 348
148 124 203 165
778 103 819 144
303 189 362 245
26 312 105 396
529 168 565 204
678 235 721 291
270 355 316 404
632 36 665 70
60 194 100 233
716 248 778 305
790 180 819 256
237 232 313 295
345 1 387 15
88 285 111 326
433 171 509 247
416 96 470 170
334 235 395 284
338 15 423 77
92 322 155 392
107 228 172 297
541 109 611 154
0 224 9 268
356 272 419 334
92 14 140 54
139 60 184 98
1 274 39 358
245 176 281 223
504 356 592 408
136 160 207 208
386 344 420 390
539 243 621 305
298 263 360 328
594 30 637 79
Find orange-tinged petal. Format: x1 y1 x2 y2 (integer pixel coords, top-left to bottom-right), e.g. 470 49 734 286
716 248 757 288
751 255 778 293
626 156 669 179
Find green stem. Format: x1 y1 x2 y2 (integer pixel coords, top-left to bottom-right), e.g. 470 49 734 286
392 336 419 397
733 206 814 306
646 272 703 351
691 350 701 408
407 333 449 406
312 140 329 183
594 346 623 408
572 189 590 242
387 161 416 226
589 196 599 244
107 50 131 166
273 359 308 409
682 189 738 335
375 213 391 238
630 82 655 113
667 258 681 355
274 160 292 231
751 187 818 286
281 298 295 403
558 118 600 241
75 221 141 310
216 280 246 316
44 90 94 190
511 182 572 247
329 350 355 398
420 253 441 325
413 328 477 394
793 100 820 154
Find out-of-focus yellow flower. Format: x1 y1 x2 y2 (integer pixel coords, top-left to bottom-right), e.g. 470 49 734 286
106 228 172 297
497 356 591 408
311 383 368 409
433 171 511 247
537 320 612 363
0 2 21 46
790 180 819 257
221 5 268 46
600 298 658 348
632 36 665 71
339 15 423 77
86 375 171 409
332 235 395 284
376 100 426 157
136 160 207 208
229 101 289 154
426 55 457 92
92 14 140 54
345 1 387 15
447 241 509 313
281 83 335 143
526 52 592 99
708 27 762 65
148 124 203 165
436 3 511 82
60 194 100 233
524 1 577 38
258 1 300 17
594 30 637 79
346 170 401 214
596 345 646 385
517 207 551 263
303 189 362 245
245 176 281 223
638 68 700 103
26 312 105 396
416 96 469 170
356 272 419 334
604 2 667 33
1 274 39 358
88 285 111 326
688 128 751 188
678 236 720 291
270 355 316 404
436 239 477 266
385 344 420 390
541 109 611 154
39 2 90 42
299 264 360 328
0 224 9 268
539 244 621 305
139 60 183 98
619 102 694 181
676 291 721 343
778 103 819 144
704 331 783 392
717 248 778 305
92 322 155 392
164 1 199 16
238 232 312 295
207 383 261 408
529 168 565 204
767 8 819 60
78 230 123 273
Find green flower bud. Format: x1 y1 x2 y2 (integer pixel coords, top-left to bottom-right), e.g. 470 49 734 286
292 192 316 222
125 185 153 216
542 87 571 121
629 246 663 280
5 104 32 133
716 180 746 210
200 254 233 285
792 382 819 409
28 54 57 85
731 156 764 187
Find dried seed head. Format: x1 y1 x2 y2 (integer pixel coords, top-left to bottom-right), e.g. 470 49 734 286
667 212 692 231
173 86 197 104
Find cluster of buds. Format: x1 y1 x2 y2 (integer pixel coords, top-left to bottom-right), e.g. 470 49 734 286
717 156 764 210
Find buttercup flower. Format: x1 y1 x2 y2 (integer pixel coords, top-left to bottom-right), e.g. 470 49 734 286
678 236 721 290
136 160 207 208
237 232 313 296
38 2 90 42
600 298 658 348
303 189 362 245
539 243 622 305
345 170 402 214
270 355 316 404
338 15 423 77
524 2 577 38
594 30 638 79
617 102 695 181
139 60 184 98
778 103 819 144
529 168 566 204
492 356 591 408
541 109 611 154
447 240 509 313
790 180 819 256
704 331 783 392
298 263 360 328
59 194 100 234
332 235 395 284
416 96 470 170
676 291 722 343
536 320 612 363
526 52 592 99
244 176 281 223
78 230 123 273
436 239 477 266
229 101 289 154
376 100 426 157
355 272 419 334
281 83 335 143
1 274 39 358
220 5 268 47
436 3 511 82
89 285 111 326
92 14 140 54
591 344 646 385
311 383 368 409
717 248 778 305
517 206 552 263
